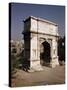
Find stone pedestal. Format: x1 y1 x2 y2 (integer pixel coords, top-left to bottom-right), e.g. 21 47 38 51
50 56 59 68
30 60 43 71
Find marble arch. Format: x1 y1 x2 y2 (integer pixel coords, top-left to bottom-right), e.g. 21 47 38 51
23 16 59 71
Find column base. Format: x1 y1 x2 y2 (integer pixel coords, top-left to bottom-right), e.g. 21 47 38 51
29 60 43 72
50 56 59 68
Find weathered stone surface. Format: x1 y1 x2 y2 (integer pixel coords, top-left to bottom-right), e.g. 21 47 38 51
23 16 59 71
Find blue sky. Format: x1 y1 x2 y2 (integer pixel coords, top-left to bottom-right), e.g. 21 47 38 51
11 3 65 40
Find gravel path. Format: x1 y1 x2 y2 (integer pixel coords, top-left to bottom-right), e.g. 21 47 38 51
11 65 65 87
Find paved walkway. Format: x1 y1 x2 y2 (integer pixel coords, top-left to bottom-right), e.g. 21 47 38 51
11 65 65 87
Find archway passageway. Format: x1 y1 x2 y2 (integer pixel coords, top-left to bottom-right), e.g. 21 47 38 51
40 41 51 66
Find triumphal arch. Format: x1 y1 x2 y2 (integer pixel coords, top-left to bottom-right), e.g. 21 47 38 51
23 16 59 71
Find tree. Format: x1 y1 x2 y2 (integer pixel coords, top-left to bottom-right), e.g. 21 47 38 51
58 36 65 61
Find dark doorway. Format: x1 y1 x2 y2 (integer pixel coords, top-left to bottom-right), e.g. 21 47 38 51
40 41 51 66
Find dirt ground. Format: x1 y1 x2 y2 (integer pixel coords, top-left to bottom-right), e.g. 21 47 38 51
11 65 65 87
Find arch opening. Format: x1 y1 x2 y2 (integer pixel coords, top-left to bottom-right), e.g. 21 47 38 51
40 41 51 66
